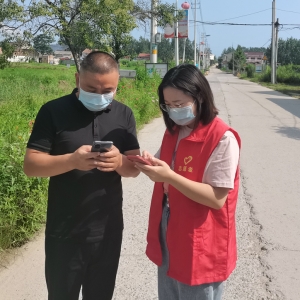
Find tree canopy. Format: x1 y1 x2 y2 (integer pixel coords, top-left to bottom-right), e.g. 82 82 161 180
266 37 300 65
1 0 179 70
33 34 54 55
233 45 246 73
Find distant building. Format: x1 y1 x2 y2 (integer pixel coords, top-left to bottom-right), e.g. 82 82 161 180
0 47 2 55
7 45 39 62
41 55 54 64
137 53 150 60
244 52 264 65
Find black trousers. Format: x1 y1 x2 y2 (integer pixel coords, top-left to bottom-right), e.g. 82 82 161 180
45 218 123 300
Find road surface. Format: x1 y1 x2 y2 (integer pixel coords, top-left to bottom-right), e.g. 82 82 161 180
0 68 299 300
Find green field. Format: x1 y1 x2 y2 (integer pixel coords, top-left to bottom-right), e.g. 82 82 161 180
0 63 162 250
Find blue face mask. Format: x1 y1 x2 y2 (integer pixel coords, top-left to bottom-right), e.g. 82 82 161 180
168 101 196 126
78 88 115 111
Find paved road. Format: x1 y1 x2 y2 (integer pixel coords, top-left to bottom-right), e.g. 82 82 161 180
0 68 299 300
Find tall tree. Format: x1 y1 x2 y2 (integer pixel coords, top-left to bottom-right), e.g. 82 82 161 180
0 39 14 69
158 37 173 62
266 37 300 65
233 45 246 73
178 38 194 62
221 46 235 56
33 34 54 55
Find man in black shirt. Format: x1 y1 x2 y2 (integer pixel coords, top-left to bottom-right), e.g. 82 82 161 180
23 51 140 300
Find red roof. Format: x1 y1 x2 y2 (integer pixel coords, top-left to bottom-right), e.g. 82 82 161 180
138 53 150 58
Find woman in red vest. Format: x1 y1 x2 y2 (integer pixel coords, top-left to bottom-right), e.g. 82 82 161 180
134 64 241 300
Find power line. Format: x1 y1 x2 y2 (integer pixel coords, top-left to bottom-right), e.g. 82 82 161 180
190 20 271 26
190 20 300 27
279 26 300 31
198 0 205 32
262 38 271 47
211 8 271 23
277 8 300 15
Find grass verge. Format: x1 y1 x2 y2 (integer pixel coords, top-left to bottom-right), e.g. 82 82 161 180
239 74 300 100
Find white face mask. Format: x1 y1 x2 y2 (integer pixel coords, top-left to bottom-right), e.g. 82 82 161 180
78 88 115 111
168 101 196 126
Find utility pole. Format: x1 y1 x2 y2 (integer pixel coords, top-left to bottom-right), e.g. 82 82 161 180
193 0 197 66
275 18 279 83
175 0 179 66
271 0 276 84
182 38 186 63
150 0 157 63
203 34 206 70
232 44 235 75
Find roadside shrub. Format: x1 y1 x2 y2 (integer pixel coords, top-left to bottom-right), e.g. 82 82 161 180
0 98 49 250
245 64 255 78
277 65 300 84
116 67 161 128
257 66 271 82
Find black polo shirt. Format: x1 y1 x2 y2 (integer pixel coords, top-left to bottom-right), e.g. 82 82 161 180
27 89 139 243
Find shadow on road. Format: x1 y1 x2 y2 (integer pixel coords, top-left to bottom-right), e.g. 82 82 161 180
267 97 300 119
252 90 300 99
252 91 285 96
272 126 300 140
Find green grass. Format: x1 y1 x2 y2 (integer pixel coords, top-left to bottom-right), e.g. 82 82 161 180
0 63 162 250
253 80 300 99
239 65 300 99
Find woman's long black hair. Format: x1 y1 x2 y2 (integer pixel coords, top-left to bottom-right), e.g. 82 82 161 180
158 64 218 133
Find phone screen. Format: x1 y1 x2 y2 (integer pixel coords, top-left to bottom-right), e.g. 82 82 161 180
92 141 113 152
126 155 153 166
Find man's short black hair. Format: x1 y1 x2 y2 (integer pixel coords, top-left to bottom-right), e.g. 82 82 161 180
80 51 119 74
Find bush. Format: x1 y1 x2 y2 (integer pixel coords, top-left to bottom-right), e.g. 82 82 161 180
248 65 300 84
277 65 300 84
245 64 255 78
116 66 161 128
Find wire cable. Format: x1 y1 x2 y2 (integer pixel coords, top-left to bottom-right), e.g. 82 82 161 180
277 8 300 15
262 39 271 47
198 0 205 32
190 20 300 27
190 20 272 26
211 8 271 23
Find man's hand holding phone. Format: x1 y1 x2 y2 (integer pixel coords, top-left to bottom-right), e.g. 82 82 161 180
93 143 122 172
70 145 102 171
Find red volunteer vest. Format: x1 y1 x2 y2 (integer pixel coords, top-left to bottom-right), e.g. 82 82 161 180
146 117 241 285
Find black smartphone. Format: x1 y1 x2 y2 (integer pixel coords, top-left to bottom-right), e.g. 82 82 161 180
91 141 113 153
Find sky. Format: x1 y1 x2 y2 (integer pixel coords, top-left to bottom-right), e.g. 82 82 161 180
131 0 300 57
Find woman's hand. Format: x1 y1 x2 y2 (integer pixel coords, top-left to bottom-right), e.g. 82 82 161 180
141 150 159 166
135 157 173 183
